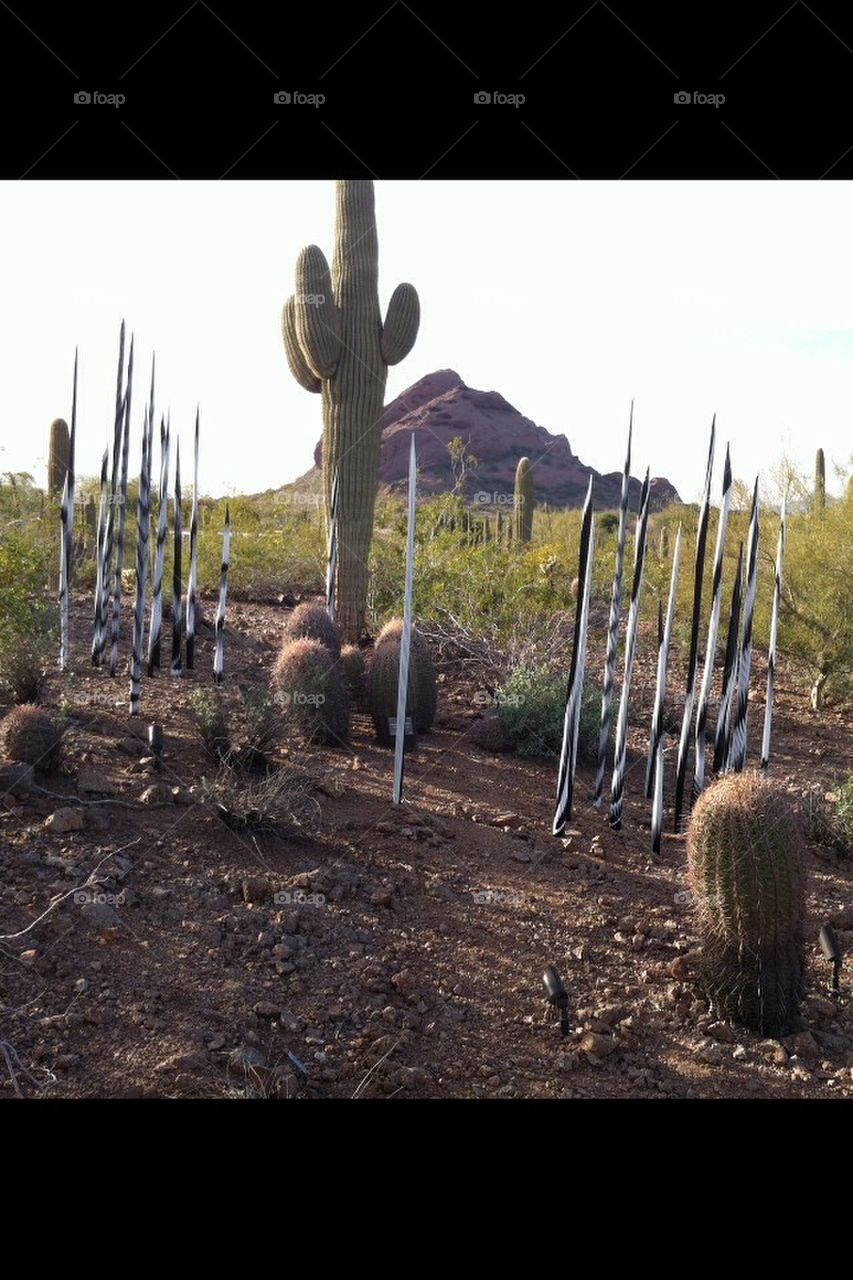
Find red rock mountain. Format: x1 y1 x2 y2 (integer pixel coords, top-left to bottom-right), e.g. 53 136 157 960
308 370 681 510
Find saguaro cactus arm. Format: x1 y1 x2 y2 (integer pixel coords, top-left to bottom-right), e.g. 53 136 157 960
381 283 420 365
294 246 341 378
282 297 322 393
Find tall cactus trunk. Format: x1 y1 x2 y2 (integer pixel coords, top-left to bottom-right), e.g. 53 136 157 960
48 418 70 502
282 180 420 643
815 447 825 514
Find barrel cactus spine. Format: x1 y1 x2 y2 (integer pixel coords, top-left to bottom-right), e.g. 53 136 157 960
282 180 420 643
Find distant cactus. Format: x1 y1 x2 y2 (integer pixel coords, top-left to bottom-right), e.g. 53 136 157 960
515 457 534 543
48 418 70 502
815 447 826 513
687 771 806 1036
271 637 349 746
338 643 367 706
282 180 420 642
659 525 670 559
0 704 62 772
283 601 342 659
372 618 437 734
84 496 97 544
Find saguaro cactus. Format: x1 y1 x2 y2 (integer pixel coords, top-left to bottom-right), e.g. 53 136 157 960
687 771 806 1036
282 180 420 642
815 447 826 513
515 457 534 543
48 419 70 502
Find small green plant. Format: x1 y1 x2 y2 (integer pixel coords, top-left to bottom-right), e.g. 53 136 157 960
199 759 321 835
835 778 853 844
0 531 57 704
239 685 287 768
188 688 233 765
496 665 602 761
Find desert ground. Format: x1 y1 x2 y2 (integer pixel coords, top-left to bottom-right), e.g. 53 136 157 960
1 591 851 1100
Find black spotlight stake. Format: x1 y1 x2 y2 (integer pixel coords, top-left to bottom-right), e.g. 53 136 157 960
543 965 570 1037
819 923 843 999
148 722 164 771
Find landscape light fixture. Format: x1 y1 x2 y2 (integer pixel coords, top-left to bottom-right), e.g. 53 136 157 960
543 965 570 1037
148 722 163 770
819 923 843 999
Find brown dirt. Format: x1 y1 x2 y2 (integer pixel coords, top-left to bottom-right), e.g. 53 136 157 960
1 592 851 1100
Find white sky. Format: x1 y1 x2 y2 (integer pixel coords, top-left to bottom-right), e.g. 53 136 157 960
1 180 851 502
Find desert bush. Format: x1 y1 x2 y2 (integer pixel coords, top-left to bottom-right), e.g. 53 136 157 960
0 531 57 703
835 778 853 844
496 664 602 761
805 783 853 858
188 688 233 765
238 685 288 768
198 759 321 835
753 460 853 709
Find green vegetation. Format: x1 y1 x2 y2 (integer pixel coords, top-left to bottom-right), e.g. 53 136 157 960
497 665 602 761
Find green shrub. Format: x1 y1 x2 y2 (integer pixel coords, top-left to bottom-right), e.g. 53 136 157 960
188 688 233 765
0 531 57 703
836 778 853 843
497 664 602 761
239 685 287 767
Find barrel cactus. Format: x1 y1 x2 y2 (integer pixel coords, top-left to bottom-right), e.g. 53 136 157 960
0 704 62 772
283 601 342 659
515 457 534 543
368 634 418 749
282 180 420 643
48 418 70 502
815 447 826 513
338 643 367 707
271 637 349 746
372 618 437 735
686 771 806 1036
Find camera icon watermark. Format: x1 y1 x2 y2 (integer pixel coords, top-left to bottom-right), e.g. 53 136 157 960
474 490 516 505
275 689 326 708
273 91 325 107
674 90 725 108
74 889 126 906
73 90 126 107
474 91 525 107
274 889 325 907
472 888 525 908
